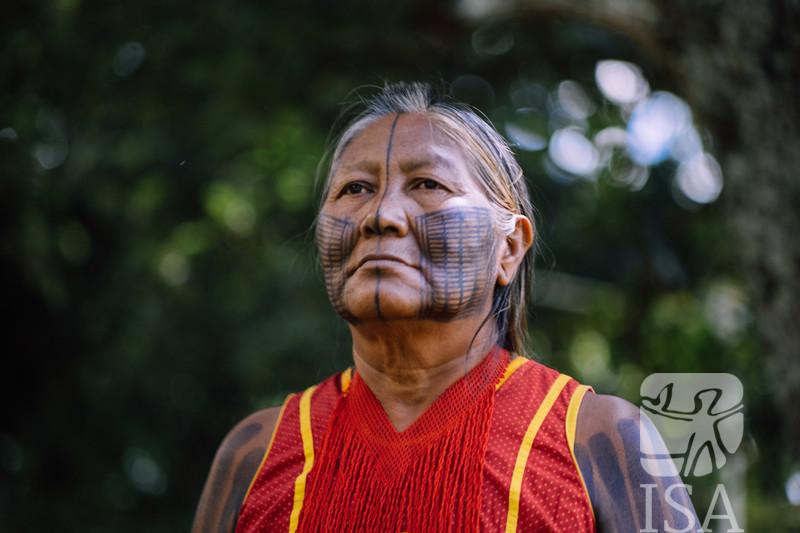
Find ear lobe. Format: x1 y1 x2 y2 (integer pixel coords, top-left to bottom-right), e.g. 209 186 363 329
496 215 534 286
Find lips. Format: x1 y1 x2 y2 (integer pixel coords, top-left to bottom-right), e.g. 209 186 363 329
349 254 416 274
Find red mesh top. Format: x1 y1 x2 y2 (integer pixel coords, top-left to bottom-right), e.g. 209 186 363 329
236 349 595 532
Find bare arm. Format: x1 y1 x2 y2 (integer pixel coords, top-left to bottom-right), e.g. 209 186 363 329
575 394 699 533
192 407 281 533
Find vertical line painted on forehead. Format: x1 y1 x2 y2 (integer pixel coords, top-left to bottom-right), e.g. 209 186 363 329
373 112 402 321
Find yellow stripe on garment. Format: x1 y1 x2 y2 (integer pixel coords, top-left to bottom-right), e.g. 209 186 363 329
496 357 529 391
242 393 296 504
340 368 353 395
504 374 570 533
566 384 595 522
288 385 318 533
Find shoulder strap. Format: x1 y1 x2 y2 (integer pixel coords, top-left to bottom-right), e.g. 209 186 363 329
241 393 296 504
288 384 318 533
504 374 571 533
565 384 595 521
496 356 529 390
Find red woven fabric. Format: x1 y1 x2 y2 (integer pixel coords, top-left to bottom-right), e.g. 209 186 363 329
236 349 595 532
299 348 507 532
482 360 595 531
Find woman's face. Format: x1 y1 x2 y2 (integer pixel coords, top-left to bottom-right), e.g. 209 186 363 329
317 112 503 324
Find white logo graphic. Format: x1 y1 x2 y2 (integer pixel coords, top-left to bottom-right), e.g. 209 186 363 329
639 373 744 478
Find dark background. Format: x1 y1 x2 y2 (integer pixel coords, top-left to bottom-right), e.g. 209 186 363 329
2 0 799 531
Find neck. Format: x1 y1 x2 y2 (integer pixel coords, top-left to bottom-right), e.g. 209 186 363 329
349 316 498 432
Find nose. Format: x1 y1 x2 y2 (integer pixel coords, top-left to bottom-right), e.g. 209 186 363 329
359 191 410 238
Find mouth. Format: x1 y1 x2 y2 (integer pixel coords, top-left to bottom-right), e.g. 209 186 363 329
350 254 415 274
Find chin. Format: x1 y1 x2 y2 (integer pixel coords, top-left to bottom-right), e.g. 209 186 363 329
342 283 422 321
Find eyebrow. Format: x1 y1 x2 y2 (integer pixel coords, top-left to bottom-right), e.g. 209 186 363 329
399 154 457 174
335 160 382 176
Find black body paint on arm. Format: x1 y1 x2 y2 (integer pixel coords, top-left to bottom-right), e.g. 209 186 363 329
217 447 265 531
576 407 699 533
192 421 268 533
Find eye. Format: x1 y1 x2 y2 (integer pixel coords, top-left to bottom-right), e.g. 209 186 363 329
338 181 372 197
413 178 446 191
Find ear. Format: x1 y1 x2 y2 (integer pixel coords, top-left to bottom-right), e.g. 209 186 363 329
496 215 534 286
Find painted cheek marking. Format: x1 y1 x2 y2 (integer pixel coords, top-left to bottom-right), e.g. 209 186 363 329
414 207 495 321
373 113 402 321
316 214 357 322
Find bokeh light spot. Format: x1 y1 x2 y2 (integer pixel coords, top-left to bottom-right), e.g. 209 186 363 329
276 167 310 212
171 220 216 256
676 153 723 204
557 80 596 121
0 127 18 141
205 182 257 235
158 250 190 286
123 447 167 496
627 92 692 166
786 471 800 506
595 60 649 105
704 281 750 343
505 122 546 151
569 329 614 387
34 141 69 170
113 41 146 77
548 127 598 176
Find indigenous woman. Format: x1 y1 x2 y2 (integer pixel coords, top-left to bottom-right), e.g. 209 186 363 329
193 83 697 532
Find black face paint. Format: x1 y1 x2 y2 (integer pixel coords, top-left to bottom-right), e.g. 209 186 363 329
372 113 402 321
317 206 497 323
316 214 357 322
318 114 497 323
414 206 496 321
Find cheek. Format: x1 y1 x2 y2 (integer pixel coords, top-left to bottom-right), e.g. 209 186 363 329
414 206 497 317
316 214 357 311
316 214 357 262
416 206 495 263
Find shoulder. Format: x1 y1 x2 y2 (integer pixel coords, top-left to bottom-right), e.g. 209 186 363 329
573 393 645 483
575 392 672 471
575 392 641 440
224 407 283 454
573 392 650 489
192 406 283 533
573 393 698 532
216 407 283 474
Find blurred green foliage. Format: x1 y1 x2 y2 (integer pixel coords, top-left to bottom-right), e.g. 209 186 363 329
1 1 794 531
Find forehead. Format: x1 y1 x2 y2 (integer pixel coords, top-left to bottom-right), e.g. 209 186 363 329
335 113 471 175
